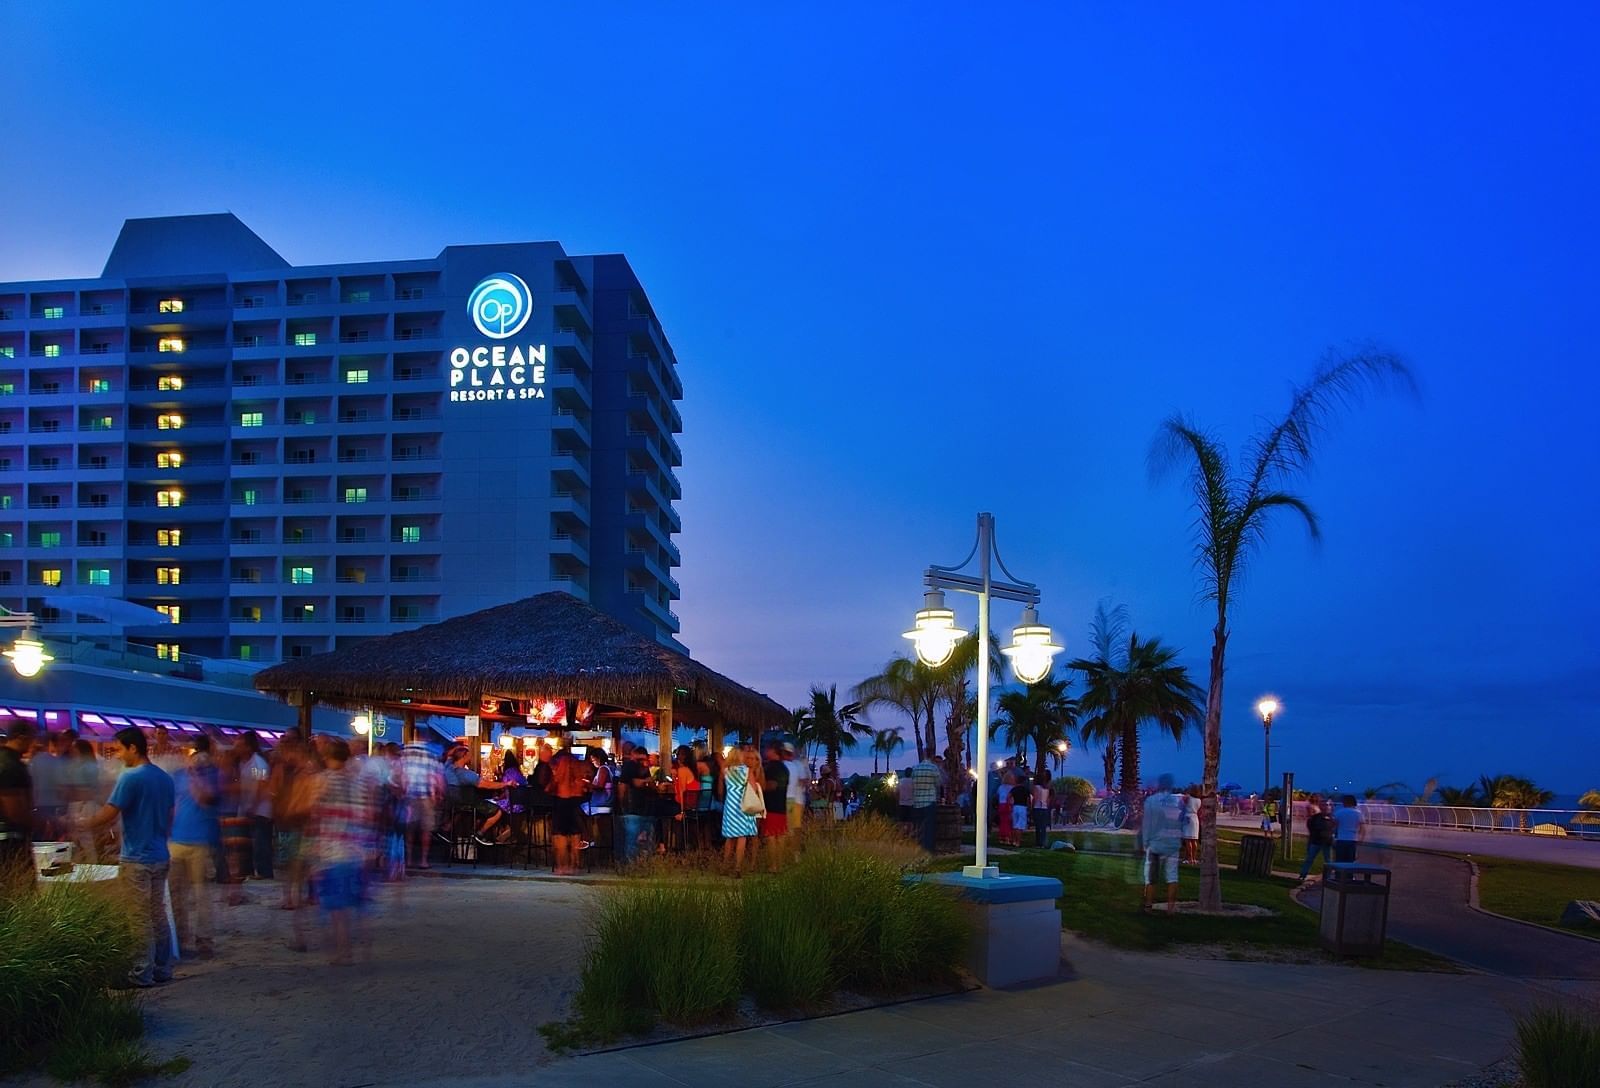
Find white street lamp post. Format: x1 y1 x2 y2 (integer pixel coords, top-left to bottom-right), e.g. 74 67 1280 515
906 512 1061 879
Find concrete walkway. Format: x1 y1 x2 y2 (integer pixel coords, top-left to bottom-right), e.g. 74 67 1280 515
1298 845 1600 980
406 938 1579 1088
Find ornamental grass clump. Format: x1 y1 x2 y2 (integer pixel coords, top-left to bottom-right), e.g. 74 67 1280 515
0 874 185 1081
1514 1003 1600 1088
574 880 741 1040
740 876 833 1010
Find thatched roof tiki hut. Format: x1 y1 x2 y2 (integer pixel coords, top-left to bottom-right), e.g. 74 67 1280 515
254 592 787 767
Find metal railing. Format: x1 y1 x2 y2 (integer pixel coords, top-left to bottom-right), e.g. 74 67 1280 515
1360 802 1600 838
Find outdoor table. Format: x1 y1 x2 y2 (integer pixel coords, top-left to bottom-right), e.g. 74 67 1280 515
37 862 120 883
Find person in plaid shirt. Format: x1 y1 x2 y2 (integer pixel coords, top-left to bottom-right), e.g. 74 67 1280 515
309 739 373 966
911 755 942 852
398 742 443 870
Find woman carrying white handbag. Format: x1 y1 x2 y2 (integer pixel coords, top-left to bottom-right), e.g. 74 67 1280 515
720 745 764 876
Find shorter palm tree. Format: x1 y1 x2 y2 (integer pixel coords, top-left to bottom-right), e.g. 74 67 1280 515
800 684 869 777
870 726 906 774
1434 784 1482 806
1576 789 1600 826
993 676 1077 777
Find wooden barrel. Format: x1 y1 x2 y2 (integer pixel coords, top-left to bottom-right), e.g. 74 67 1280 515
934 804 961 854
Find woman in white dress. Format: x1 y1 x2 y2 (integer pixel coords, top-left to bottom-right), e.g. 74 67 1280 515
1181 788 1202 864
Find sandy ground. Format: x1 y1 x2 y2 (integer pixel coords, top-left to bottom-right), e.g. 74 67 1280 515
133 877 596 1088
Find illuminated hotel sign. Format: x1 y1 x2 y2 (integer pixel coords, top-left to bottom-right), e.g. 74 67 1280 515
449 273 547 402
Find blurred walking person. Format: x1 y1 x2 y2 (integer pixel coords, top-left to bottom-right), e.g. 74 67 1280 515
238 733 274 880
68 738 103 863
398 740 443 870
81 727 176 987
1300 795 1336 881
170 735 220 957
550 746 588 875
721 745 763 875
307 738 373 965
0 721 35 889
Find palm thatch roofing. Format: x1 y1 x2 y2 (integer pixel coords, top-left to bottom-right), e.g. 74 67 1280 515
253 591 787 732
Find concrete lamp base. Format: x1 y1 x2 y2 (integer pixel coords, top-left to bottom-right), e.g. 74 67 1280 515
919 872 1064 988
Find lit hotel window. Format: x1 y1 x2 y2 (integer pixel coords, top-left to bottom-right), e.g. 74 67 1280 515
89 378 111 393
293 332 317 347
158 375 184 391
158 299 185 314
41 568 62 586
157 451 183 469
241 489 257 506
400 525 420 543
87 568 110 586
157 643 180 661
291 566 314 584
240 411 263 427
156 489 183 508
301 604 316 619
39 532 61 548
42 306 64 320
0 347 12 359
158 337 185 353
157 605 181 624
238 645 254 660
344 487 367 504
157 528 182 547
157 413 183 430
345 369 369 384
44 344 61 358
157 566 181 585
90 416 113 431
345 290 371 303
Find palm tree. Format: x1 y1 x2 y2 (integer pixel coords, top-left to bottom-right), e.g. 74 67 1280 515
869 726 906 774
1150 346 1416 909
1434 784 1482 806
1069 607 1203 812
932 630 1004 778
1071 602 1127 795
1482 774 1555 829
854 655 938 761
1576 789 1600 826
800 684 869 777
993 675 1077 776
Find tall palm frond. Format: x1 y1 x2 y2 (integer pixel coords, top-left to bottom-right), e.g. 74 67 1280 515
1149 346 1416 909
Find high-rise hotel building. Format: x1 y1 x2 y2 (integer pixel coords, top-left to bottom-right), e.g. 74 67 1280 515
0 213 684 663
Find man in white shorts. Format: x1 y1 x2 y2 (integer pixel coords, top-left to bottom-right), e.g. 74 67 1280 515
1140 774 1184 915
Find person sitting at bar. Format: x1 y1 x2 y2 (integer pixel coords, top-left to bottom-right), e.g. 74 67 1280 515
473 748 524 845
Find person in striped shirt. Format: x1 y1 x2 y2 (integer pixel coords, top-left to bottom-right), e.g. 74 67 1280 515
308 739 373 966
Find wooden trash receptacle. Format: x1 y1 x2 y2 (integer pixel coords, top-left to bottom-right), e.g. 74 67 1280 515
934 804 961 854
1238 833 1274 877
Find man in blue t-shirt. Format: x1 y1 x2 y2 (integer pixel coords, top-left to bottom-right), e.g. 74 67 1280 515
1332 794 1364 863
170 735 220 956
82 727 177 987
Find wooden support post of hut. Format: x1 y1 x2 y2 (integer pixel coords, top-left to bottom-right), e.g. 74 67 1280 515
468 691 483 773
403 709 416 744
657 689 674 768
296 692 314 741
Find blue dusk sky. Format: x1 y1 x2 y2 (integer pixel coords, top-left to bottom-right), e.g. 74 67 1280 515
2 4 1595 794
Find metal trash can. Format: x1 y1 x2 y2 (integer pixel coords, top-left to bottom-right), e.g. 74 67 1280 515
1319 863 1391 956
1238 833 1274 877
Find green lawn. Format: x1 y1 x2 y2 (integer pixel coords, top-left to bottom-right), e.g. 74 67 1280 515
1466 856 1599 938
944 835 1450 971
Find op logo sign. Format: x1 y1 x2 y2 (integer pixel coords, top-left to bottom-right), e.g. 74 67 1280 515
468 273 533 339
449 272 548 403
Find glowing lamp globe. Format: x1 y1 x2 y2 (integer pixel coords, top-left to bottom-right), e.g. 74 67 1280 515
1256 697 1279 722
1001 606 1062 684
351 713 372 736
4 634 51 678
904 590 966 668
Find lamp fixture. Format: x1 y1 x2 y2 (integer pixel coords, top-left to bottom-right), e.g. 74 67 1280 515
1001 605 1062 684
903 590 966 668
